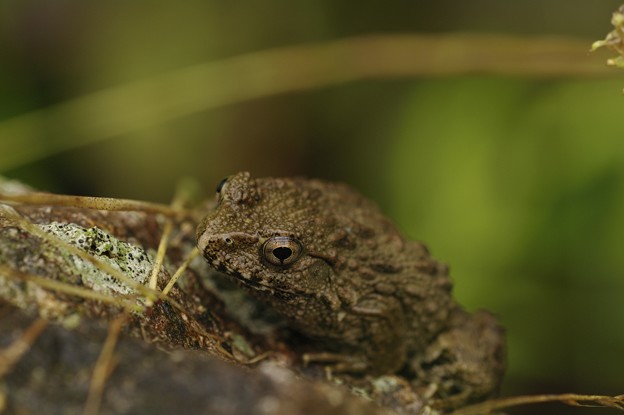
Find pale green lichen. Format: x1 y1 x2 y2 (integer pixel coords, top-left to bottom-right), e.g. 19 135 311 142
38 222 154 296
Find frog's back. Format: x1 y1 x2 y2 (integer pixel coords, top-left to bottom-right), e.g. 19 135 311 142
264 177 459 352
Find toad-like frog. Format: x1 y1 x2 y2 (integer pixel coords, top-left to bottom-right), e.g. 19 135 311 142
197 172 505 404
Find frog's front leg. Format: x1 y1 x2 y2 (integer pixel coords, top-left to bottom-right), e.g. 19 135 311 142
304 294 407 375
409 309 505 408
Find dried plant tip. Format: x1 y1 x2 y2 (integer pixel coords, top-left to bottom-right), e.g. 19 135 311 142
592 5 624 63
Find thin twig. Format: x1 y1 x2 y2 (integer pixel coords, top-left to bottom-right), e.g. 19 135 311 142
162 248 200 296
0 318 48 378
449 393 624 415
0 192 192 218
83 315 127 415
148 182 189 290
148 219 174 290
0 265 143 312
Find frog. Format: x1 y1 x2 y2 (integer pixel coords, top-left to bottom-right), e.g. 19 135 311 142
196 172 505 405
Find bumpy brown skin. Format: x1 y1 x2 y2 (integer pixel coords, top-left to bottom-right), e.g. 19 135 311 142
197 172 505 404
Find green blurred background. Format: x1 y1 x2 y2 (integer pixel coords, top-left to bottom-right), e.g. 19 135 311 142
1 1 623 411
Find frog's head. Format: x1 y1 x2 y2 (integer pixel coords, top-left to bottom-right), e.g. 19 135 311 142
196 172 345 299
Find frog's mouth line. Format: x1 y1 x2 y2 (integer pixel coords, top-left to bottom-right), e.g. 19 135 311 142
230 272 314 298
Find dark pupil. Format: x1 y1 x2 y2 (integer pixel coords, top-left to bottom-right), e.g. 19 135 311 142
273 247 292 262
216 177 228 193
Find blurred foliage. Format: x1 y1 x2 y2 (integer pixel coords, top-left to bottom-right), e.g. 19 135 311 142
1 1 623 409
387 78 624 393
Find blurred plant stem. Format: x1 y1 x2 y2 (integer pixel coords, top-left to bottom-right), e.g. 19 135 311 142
0 33 617 171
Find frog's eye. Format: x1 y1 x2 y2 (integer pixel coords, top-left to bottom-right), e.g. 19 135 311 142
262 236 303 266
216 177 229 194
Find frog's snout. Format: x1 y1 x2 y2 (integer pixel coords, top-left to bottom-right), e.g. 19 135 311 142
197 232 259 259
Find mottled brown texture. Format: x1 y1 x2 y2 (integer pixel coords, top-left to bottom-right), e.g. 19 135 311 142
196 172 505 405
